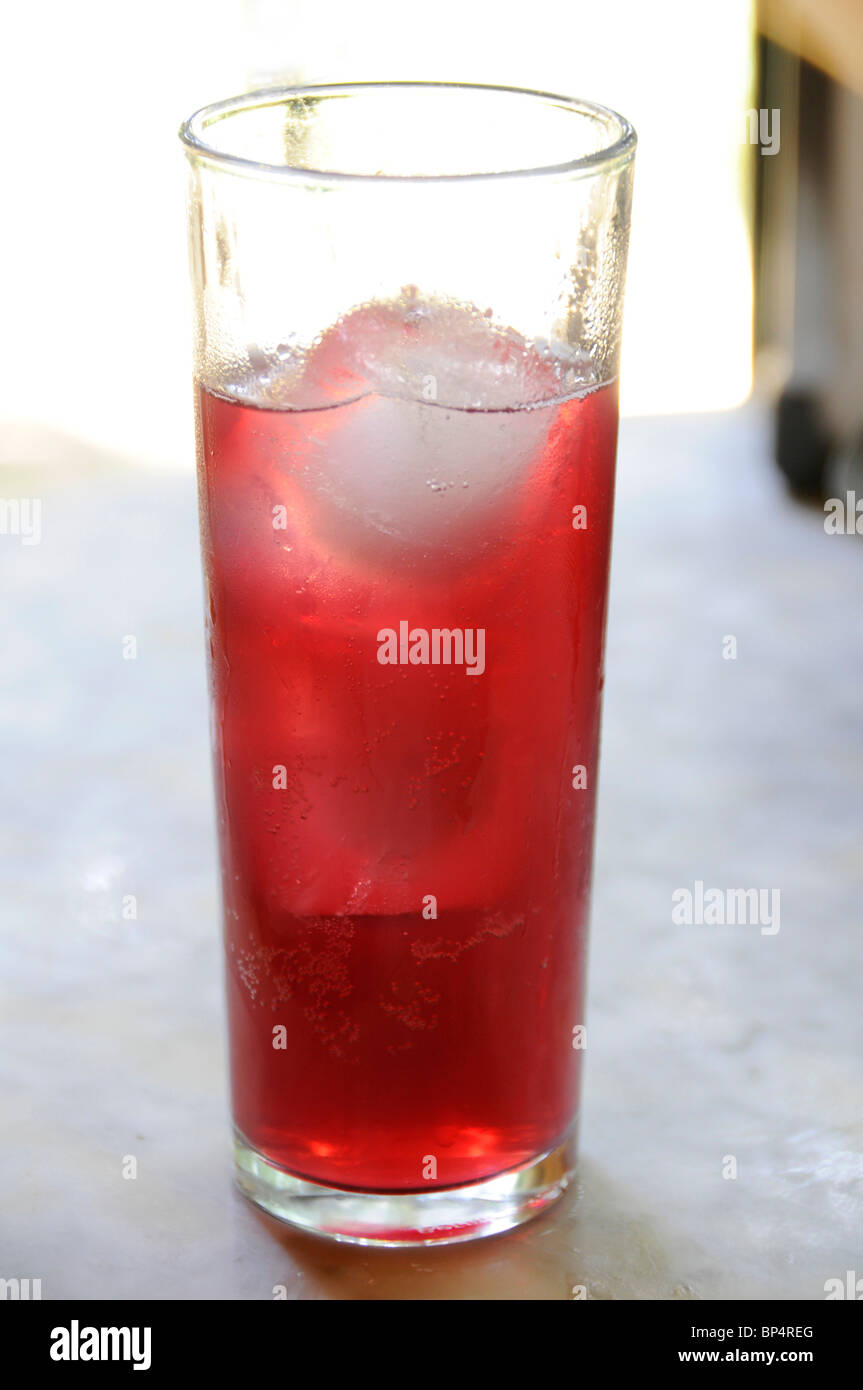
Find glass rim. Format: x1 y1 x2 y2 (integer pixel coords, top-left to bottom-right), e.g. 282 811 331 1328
179 80 637 185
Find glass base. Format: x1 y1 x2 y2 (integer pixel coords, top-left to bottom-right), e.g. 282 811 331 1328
233 1128 576 1247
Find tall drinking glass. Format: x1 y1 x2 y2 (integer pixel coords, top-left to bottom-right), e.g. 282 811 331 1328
180 83 635 1245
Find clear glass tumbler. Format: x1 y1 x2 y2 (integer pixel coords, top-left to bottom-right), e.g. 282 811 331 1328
180 82 635 1245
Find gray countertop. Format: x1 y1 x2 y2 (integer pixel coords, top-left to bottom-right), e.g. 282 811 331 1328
2 402 861 1299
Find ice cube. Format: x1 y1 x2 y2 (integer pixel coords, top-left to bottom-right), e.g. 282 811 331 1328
280 293 578 556
302 289 568 411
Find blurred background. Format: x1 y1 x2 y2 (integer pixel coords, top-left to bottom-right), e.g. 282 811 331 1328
2 0 861 1300
4 0 863 485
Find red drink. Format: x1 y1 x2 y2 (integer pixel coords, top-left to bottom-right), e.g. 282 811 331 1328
196 299 619 1194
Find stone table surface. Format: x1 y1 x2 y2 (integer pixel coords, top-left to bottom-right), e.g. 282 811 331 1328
2 403 861 1300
